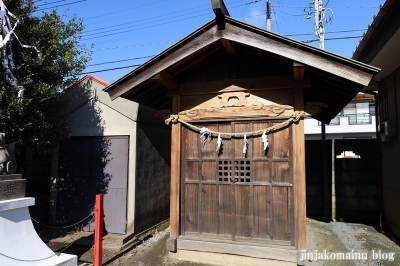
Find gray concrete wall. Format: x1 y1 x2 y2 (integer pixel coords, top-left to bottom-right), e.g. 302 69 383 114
63 77 139 234
134 113 171 234
62 77 171 235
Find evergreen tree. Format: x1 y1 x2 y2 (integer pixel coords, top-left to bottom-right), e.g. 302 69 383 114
0 0 91 154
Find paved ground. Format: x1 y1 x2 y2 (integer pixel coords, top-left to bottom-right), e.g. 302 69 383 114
43 219 400 266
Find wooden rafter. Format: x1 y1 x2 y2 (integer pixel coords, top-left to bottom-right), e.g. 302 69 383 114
152 71 178 89
221 39 236 55
293 62 304 81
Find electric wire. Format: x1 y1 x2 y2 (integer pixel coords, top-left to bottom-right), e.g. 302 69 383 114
85 0 168 21
94 42 171 51
285 28 367 37
274 5 379 8
81 13 210 42
86 56 154 67
35 0 71 8
82 7 211 38
80 64 141 75
93 25 196 46
81 34 367 75
80 2 248 42
272 5 281 33
84 0 187 26
82 0 244 34
35 0 87 12
301 35 363 43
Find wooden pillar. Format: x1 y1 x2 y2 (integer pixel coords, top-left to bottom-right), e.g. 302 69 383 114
168 94 181 252
293 87 306 263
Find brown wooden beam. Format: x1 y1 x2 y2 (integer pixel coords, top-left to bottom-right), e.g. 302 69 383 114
170 95 181 241
293 87 306 264
221 39 236 55
123 83 159 101
212 0 230 17
152 71 178 89
179 75 311 95
293 62 304 81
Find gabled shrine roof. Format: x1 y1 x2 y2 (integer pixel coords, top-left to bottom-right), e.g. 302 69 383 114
104 16 379 124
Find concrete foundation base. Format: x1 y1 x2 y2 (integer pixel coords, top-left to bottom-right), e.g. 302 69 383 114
169 250 297 266
0 197 77 266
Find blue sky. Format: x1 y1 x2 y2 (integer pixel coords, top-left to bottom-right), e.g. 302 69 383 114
33 0 384 82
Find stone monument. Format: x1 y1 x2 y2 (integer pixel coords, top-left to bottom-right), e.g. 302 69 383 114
0 133 25 201
0 133 77 265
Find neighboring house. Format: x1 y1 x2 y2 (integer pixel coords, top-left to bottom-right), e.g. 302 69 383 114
53 75 170 238
353 0 400 239
305 93 376 140
304 94 379 224
103 8 378 266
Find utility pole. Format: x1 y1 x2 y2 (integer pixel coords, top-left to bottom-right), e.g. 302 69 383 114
309 0 331 220
314 0 324 49
266 0 271 31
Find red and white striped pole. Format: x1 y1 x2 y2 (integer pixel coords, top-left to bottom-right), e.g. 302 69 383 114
94 194 104 266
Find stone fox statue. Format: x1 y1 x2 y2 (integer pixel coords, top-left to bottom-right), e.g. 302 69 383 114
0 133 17 174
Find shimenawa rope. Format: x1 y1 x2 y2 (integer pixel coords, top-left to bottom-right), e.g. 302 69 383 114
165 112 308 138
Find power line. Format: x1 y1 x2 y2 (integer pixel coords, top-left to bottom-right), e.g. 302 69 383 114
85 0 187 26
82 7 210 38
94 42 171 51
35 0 71 8
35 0 87 12
79 33 365 75
83 0 244 35
85 0 168 20
325 0 331 7
274 5 379 8
285 28 367 37
92 25 196 46
80 64 141 75
80 2 248 42
272 5 280 34
301 35 363 43
81 13 210 42
86 56 154 67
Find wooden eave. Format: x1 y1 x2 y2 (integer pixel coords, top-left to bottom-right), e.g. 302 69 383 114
104 17 379 124
352 0 398 62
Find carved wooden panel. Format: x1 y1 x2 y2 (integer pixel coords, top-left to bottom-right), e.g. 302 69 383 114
179 86 294 121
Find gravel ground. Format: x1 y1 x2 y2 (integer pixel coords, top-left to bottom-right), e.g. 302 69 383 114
105 226 208 266
45 219 400 266
305 219 400 266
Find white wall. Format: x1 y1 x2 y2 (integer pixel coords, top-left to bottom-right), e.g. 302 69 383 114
305 116 377 140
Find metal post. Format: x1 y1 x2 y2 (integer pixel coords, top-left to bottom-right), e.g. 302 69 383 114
321 123 329 220
266 0 272 31
332 139 336 221
94 194 104 266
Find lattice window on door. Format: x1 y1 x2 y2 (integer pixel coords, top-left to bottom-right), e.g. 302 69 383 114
218 160 251 183
218 160 232 182
235 160 251 182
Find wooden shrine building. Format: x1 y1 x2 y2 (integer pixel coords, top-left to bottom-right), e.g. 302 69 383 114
104 6 378 265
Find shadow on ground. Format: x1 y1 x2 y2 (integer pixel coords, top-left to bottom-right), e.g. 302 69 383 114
40 219 400 266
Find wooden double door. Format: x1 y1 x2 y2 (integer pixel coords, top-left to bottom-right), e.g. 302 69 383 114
181 121 295 245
